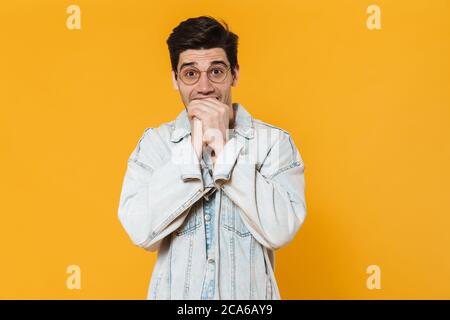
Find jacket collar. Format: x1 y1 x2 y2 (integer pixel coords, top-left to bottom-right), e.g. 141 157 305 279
170 102 255 143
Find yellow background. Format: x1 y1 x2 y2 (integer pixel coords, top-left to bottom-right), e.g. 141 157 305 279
1 0 449 299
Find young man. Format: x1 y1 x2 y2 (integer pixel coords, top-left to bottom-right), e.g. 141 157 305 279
118 16 307 299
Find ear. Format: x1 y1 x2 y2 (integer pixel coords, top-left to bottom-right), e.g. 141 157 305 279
231 64 240 87
171 71 179 91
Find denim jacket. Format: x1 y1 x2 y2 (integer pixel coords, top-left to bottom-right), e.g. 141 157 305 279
118 102 307 299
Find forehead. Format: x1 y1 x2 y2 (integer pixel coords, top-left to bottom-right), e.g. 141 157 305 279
178 48 229 68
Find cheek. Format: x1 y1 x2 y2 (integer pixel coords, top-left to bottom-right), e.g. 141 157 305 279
179 87 192 100
218 84 231 95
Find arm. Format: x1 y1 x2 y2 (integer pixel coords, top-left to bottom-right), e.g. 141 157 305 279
213 131 307 250
118 128 206 251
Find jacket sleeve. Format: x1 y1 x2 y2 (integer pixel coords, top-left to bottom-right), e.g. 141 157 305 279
118 128 205 252
212 130 307 250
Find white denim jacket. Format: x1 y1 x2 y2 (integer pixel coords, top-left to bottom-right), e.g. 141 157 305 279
118 102 307 299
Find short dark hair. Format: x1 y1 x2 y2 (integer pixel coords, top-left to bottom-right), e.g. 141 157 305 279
166 16 239 79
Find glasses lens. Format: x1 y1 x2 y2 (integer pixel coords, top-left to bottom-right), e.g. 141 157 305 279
208 65 228 83
180 68 200 84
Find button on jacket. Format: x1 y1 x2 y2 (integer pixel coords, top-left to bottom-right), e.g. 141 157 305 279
118 102 307 299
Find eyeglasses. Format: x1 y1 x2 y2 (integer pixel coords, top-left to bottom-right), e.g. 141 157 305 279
176 64 231 85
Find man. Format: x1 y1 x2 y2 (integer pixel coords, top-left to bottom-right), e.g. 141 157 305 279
118 16 307 299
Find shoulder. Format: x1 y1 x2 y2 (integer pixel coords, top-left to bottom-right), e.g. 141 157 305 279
128 119 177 169
252 119 297 154
251 118 304 172
138 119 176 144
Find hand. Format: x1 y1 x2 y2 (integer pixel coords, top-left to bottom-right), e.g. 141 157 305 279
187 98 231 162
190 116 203 161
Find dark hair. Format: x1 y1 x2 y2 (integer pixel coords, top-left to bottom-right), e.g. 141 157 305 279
166 16 239 79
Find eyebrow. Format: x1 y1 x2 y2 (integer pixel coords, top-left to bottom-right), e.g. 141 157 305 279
178 60 228 71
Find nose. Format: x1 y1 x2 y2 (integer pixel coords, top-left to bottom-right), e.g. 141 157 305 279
195 71 215 94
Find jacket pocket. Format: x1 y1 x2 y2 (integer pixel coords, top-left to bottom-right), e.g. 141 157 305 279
175 204 202 236
221 194 251 237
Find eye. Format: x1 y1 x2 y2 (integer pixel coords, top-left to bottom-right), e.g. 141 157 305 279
210 67 225 76
183 69 198 78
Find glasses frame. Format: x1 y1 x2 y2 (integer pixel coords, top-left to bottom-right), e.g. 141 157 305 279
176 64 232 85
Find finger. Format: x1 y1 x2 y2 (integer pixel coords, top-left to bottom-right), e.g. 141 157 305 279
188 100 217 110
188 104 219 119
192 101 222 116
187 107 208 121
194 98 228 116
191 98 222 109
